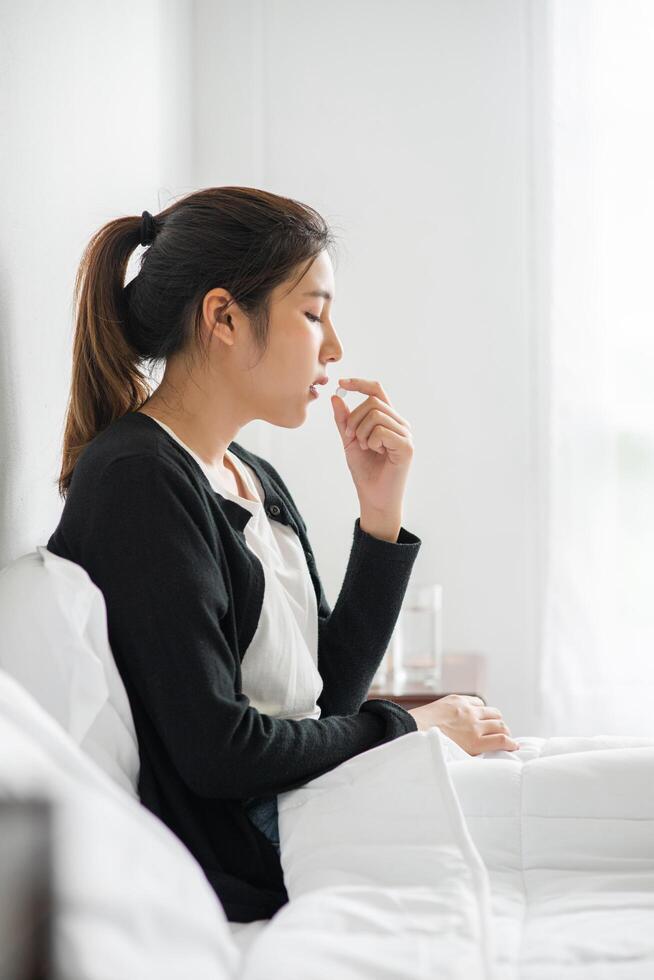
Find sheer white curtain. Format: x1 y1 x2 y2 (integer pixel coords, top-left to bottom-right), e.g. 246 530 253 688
538 0 654 735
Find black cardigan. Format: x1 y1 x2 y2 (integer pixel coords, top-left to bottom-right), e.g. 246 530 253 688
47 411 421 922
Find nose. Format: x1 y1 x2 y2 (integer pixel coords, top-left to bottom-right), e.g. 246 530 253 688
322 322 344 365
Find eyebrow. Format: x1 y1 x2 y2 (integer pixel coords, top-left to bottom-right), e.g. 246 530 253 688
302 289 333 301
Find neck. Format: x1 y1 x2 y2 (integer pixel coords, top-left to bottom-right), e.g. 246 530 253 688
139 372 246 471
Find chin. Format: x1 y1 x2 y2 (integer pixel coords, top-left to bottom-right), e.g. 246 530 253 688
261 402 308 429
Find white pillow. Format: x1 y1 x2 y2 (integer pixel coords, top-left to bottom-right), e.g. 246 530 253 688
0 667 240 980
0 546 139 797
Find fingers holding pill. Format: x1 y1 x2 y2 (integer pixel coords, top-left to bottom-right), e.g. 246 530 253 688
330 376 414 454
350 410 411 449
343 396 412 438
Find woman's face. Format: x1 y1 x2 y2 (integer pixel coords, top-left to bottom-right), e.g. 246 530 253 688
238 248 344 426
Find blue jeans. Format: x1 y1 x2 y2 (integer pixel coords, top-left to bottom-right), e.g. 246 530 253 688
244 795 281 855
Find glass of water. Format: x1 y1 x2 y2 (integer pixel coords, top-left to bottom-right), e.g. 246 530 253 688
393 583 443 691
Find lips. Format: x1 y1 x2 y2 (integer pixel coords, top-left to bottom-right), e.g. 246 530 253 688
309 376 327 398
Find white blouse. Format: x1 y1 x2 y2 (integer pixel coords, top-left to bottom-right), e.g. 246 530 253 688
150 418 323 721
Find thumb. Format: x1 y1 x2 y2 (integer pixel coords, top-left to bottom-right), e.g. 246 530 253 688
331 394 350 439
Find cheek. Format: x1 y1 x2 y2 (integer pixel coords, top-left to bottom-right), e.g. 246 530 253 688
267 318 317 376
283 325 317 364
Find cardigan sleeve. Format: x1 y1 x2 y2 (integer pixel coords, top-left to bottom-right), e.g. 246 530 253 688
314 518 423 717
79 453 417 801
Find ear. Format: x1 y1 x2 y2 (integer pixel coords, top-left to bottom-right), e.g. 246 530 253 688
201 288 238 346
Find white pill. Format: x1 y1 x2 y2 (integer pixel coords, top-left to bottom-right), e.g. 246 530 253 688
335 386 349 399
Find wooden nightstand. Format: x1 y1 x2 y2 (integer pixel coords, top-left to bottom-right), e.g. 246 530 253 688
366 651 488 711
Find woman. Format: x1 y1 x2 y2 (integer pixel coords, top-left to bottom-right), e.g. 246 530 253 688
47 186 518 923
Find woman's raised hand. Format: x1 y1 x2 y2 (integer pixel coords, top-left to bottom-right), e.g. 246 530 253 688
331 378 414 517
408 694 520 754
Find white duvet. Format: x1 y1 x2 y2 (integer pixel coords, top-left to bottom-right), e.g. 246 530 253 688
2 661 653 979
235 730 654 980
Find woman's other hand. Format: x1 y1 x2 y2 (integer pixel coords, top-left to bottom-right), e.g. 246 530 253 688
408 694 520 754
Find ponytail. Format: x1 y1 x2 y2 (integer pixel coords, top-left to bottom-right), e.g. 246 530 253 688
57 214 151 498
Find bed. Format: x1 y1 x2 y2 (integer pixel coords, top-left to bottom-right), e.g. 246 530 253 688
1 547 653 979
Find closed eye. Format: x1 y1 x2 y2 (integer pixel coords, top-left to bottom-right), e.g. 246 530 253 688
305 312 323 323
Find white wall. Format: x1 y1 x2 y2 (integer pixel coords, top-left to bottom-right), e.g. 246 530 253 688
0 0 193 560
194 0 540 734
1 0 541 735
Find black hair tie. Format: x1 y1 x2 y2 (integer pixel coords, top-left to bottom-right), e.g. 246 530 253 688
139 210 156 246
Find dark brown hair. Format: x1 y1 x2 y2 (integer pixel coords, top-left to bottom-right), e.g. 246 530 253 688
56 186 337 499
